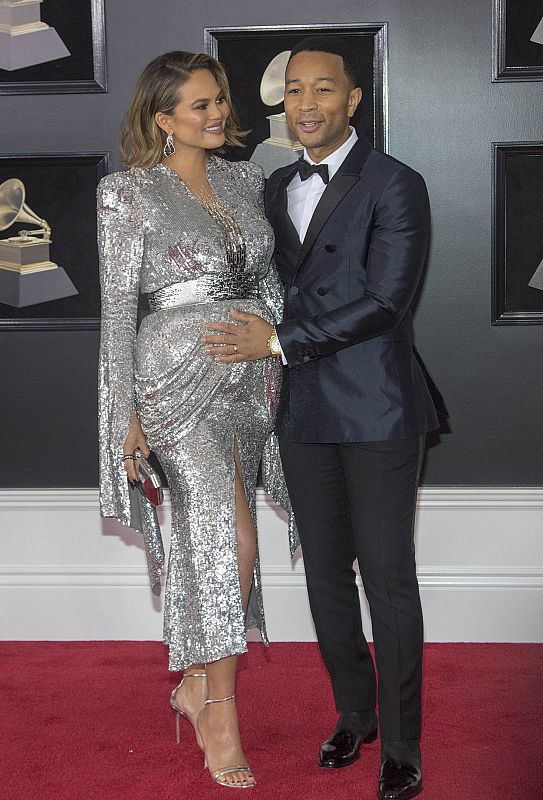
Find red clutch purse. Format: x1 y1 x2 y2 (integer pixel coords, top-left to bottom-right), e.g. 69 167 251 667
134 451 164 506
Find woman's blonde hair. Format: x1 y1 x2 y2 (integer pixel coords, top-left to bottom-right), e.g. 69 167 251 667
120 51 247 168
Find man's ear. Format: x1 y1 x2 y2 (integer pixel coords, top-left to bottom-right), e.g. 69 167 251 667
348 87 363 118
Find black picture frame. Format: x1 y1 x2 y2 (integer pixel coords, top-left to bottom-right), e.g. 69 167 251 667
0 152 109 330
0 0 107 94
492 142 543 325
204 23 388 161
493 0 543 81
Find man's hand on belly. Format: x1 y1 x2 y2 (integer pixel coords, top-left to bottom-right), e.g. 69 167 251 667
202 308 274 362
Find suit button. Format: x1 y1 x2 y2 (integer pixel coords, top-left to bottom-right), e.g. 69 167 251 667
317 287 327 296
302 355 310 362
289 286 299 295
325 244 336 253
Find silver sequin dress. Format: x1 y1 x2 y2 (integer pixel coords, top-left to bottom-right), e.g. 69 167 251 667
97 156 297 671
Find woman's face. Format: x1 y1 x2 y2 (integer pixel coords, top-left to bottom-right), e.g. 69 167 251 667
158 69 230 154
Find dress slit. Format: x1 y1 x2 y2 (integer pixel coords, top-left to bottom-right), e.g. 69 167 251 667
232 433 257 624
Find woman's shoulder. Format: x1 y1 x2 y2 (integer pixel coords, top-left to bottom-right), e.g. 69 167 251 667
231 158 265 188
98 167 149 194
212 156 265 192
97 168 156 215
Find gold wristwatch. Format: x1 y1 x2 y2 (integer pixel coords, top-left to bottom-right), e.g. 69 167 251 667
267 327 281 356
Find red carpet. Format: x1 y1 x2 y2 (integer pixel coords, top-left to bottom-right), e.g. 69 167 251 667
1 642 542 799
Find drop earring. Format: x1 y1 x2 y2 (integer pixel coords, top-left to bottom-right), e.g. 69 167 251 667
163 132 175 158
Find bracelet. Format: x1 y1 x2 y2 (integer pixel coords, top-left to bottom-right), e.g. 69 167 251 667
122 454 136 461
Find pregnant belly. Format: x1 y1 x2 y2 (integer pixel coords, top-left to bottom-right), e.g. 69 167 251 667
136 297 270 379
134 298 272 446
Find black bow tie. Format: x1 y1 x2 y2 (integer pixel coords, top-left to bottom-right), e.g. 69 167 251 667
296 159 329 184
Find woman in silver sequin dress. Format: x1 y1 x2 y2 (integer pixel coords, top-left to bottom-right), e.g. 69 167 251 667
97 52 296 788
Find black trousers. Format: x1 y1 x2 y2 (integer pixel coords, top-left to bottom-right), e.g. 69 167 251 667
278 434 425 743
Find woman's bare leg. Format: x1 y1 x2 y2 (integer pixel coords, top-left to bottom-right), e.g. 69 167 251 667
172 662 207 741
199 655 255 786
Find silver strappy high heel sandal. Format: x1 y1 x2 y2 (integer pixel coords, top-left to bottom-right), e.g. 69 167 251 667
170 671 207 746
197 694 256 788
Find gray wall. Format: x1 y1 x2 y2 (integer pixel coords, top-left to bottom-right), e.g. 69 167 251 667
1 0 542 486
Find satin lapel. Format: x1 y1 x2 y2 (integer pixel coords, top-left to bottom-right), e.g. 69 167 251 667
273 164 301 257
294 134 373 274
296 174 358 269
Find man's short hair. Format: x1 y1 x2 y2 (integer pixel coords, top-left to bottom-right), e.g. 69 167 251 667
288 36 359 88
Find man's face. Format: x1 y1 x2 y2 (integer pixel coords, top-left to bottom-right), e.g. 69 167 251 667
284 50 362 162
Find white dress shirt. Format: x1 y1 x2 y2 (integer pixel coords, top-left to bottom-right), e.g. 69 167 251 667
275 128 358 365
287 127 358 242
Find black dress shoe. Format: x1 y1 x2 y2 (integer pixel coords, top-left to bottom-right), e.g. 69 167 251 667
319 725 378 769
378 760 423 799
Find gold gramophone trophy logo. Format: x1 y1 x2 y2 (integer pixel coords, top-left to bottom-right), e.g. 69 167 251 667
0 0 70 71
250 51 302 177
0 178 78 307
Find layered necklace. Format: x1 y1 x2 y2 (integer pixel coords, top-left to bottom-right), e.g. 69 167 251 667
167 162 247 273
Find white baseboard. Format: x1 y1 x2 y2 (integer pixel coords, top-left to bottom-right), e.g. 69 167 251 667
1 488 542 642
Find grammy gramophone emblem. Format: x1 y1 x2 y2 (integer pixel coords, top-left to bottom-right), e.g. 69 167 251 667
250 51 302 177
0 0 70 71
0 178 78 308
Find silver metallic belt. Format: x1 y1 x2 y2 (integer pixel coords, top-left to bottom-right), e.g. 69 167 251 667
148 275 260 312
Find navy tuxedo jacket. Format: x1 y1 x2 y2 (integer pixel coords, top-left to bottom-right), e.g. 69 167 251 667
265 133 441 443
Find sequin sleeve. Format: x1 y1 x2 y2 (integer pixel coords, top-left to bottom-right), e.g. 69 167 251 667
97 172 165 593
244 161 285 324
97 172 143 521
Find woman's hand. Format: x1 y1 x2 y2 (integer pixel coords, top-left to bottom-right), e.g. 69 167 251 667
122 411 151 483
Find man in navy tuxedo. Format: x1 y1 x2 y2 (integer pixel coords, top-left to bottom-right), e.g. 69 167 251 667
203 36 443 800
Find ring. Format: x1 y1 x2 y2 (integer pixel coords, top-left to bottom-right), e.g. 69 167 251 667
122 454 136 461
233 344 238 354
